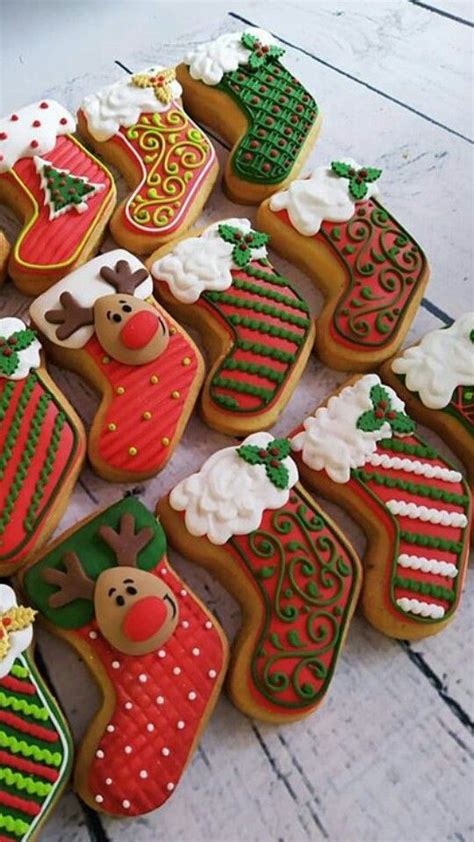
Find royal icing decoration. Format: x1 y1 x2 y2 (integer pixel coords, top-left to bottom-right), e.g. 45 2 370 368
0 318 41 380
23 498 227 817
391 313 474 410
269 159 381 237
184 29 278 86
170 432 298 544
0 101 75 174
34 156 104 220
0 586 34 680
80 68 183 142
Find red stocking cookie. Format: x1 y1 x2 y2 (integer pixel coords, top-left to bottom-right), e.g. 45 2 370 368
381 313 474 490
29 250 204 482
0 317 85 575
290 375 471 639
150 218 315 435
157 432 362 723
78 67 218 254
257 158 429 370
22 498 228 817
0 100 115 295
0 584 73 842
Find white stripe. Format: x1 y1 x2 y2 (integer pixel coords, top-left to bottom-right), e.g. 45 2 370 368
367 453 462 483
396 597 445 620
387 499 467 528
397 554 458 579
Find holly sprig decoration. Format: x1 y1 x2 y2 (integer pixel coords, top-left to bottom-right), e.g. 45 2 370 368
237 437 291 489
357 384 415 436
241 32 285 70
0 327 37 377
132 67 176 105
331 160 382 201
218 224 269 268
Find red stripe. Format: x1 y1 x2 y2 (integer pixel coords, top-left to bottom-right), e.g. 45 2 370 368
0 750 59 783
0 788 41 817
0 675 37 696
0 834 16 842
0 710 59 743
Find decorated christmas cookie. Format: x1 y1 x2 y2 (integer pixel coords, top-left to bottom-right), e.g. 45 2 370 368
150 218 314 435
177 28 321 204
0 232 9 286
290 375 471 639
29 250 204 482
0 317 85 575
78 67 218 254
157 432 362 723
0 100 115 295
22 498 228 817
256 159 429 370
0 584 73 841
381 314 474 491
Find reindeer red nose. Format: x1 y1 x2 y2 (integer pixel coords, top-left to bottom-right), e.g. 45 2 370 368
121 596 168 642
120 311 160 350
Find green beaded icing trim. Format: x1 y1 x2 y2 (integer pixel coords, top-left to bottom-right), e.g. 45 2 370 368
0 690 50 721
0 381 15 422
228 315 305 344
24 411 66 533
0 732 62 767
10 664 29 680
246 264 295 286
224 358 285 383
394 575 455 603
0 813 29 838
352 469 469 505
0 374 37 481
378 438 439 459
232 278 310 311
206 291 311 327
399 530 463 553
0 767 53 797
212 376 275 402
236 339 296 364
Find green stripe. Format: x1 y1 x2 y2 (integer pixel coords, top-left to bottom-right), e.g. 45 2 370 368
0 381 15 422
212 377 275 401
228 315 305 345
394 576 455 603
213 394 239 409
378 438 439 459
223 358 285 383
0 732 62 767
400 530 463 553
0 374 37 480
236 339 296 364
208 291 311 328
0 766 52 797
353 469 469 506
0 691 50 722
232 278 310 311
10 665 29 680
24 411 66 533
0 813 30 838
246 264 295 287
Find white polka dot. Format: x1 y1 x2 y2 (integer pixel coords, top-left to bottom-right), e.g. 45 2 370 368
124 745 132 754
192 648 200 656
162 747 170 756
156 696 165 705
89 630 98 639
106 724 115 733
158 650 166 659
147 723 155 732
139 770 148 779
122 800 130 809
112 661 120 670
105 778 112 786
124 702 132 710
166 782 175 792
177 720 185 730
173 666 181 676
96 750 104 759
181 620 189 629
205 621 213 629
208 669 217 679
160 568 167 575
95 794 103 804
138 673 147 683
180 589 187 597
188 691 197 701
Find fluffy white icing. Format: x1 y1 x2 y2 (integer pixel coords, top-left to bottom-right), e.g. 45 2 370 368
269 158 380 237
184 28 276 86
366 453 462 483
0 317 42 380
290 374 406 484
397 554 458 579
0 585 34 679
81 67 183 142
0 100 75 174
30 249 153 349
151 218 268 304
169 432 298 545
396 597 444 620
391 313 474 410
386 499 467 528
34 155 104 220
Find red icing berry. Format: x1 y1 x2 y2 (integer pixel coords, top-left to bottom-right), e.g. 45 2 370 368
237 73 245 81
39 102 49 109
8 337 17 346
250 140 259 148
243 152 253 160
271 105 280 114
259 85 268 93
32 120 41 127
0 132 7 141
284 127 292 136
359 169 368 178
2 348 12 357
59 117 68 125
234 231 242 240
270 459 280 468
259 449 268 458
278 139 286 147
262 163 271 172
265 117 274 126
245 234 253 244
262 45 269 53
279 96 287 104
285 86 292 94
251 96 260 105
375 409 384 419
266 75 274 82
270 149 278 158
378 401 387 410
257 129 266 137
239 243 248 251
269 447 280 456
30 140 39 148
302 95 309 102
290 115 298 124
10 114 18 122
387 411 397 420
296 104 303 113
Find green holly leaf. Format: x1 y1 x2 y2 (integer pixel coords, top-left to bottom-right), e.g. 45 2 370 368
0 351 20 377
364 167 382 183
331 161 352 178
370 384 392 407
247 230 269 249
217 223 239 245
232 244 251 268
237 444 262 465
272 437 291 459
9 328 37 351
269 45 285 60
356 410 386 433
266 461 290 489
241 32 258 50
248 52 264 70
388 411 416 436
349 177 368 201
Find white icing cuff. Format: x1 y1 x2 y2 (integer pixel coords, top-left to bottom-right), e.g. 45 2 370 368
0 100 75 174
0 317 41 381
184 28 276 86
0 585 34 679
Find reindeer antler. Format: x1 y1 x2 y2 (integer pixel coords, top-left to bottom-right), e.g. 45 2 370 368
45 291 94 340
98 513 153 567
43 551 95 607
99 260 149 295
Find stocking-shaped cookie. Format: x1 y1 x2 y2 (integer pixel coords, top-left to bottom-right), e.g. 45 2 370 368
150 218 314 435
78 67 218 254
22 498 228 817
0 585 72 841
0 100 115 295
257 158 429 369
381 313 474 490
157 432 362 724
178 28 321 204
30 250 204 481
0 317 85 575
290 375 471 640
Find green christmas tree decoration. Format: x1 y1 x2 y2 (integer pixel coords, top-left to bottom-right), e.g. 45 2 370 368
356 383 415 435
0 327 37 378
218 223 269 268
34 156 104 220
237 437 291 489
240 33 286 69
331 160 382 201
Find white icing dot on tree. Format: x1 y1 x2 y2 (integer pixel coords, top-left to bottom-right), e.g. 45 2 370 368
192 647 200 656
111 661 120 670
138 673 147 683
177 720 185 730
156 695 165 705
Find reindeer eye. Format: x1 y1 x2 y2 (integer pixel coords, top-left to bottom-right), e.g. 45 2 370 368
164 594 177 619
108 587 116 597
116 595 125 607
112 313 122 323
122 304 132 313
126 586 137 595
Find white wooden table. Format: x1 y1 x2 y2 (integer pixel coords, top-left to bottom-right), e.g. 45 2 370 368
1 2 473 840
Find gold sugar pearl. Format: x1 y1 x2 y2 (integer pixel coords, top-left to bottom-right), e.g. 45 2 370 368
150 375 159 385
161 436 170 446
116 386 125 395
108 423 117 432
169 327 177 335
143 411 152 420
171 390 180 400
182 357 191 367
129 446 138 457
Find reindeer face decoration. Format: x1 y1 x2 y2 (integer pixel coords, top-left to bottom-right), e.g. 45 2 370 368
42 511 178 655
45 259 169 365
